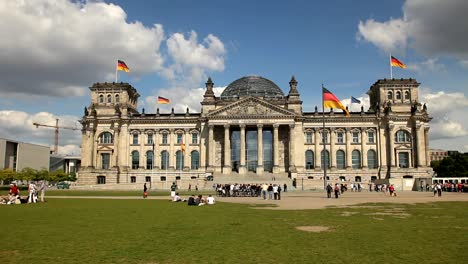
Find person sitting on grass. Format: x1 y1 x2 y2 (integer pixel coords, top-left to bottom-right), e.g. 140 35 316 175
172 192 182 202
206 195 215 205
195 195 205 206
187 195 197 206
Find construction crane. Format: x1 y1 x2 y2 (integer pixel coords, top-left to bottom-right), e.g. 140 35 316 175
33 118 80 155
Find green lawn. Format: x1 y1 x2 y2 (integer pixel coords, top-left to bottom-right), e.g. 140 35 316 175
1 189 216 197
1 199 467 264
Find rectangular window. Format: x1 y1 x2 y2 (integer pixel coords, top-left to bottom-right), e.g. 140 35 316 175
132 134 138 145
399 152 409 168
337 132 344 143
162 133 168 144
177 134 183 144
352 132 359 143
322 132 328 144
130 176 136 183
368 131 375 143
147 134 153 144
145 176 151 183
101 153 110 169
191 133 198 144
305 132 313 144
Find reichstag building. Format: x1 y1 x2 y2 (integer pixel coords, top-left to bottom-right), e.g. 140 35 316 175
78 76 432 190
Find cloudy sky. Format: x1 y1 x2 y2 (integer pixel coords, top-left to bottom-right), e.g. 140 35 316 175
0 0 467 155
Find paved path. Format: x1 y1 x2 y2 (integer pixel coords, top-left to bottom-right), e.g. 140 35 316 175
48 191 468 210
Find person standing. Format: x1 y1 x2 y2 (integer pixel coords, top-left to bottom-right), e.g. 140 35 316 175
143 183 148 198
39 180 46 202
170 182 177 198
437 183 442 197
283 183 287 192
334 183 340 199
28 182 37 203
326 184 333 198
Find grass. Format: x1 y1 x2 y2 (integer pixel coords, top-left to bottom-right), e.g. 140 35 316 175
1 189 216 197
1 199 467 264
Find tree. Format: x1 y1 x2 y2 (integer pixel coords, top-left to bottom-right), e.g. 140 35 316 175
49 170 68 183
431 153 468 178
18 167 38 182
0 168 16 184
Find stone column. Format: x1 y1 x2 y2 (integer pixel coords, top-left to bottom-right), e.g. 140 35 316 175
154 129 160 170
257 124 264 174
184 128 190 170
200 124 206 169
314 129 320 170
112 126 120 168
388 124 395 168
273 124 280 173
424 127 430 166
239 124 246 174
139 130 145 169
208 124 214 170
361 127 368 168
169 129 174 169
330 128 336 169
346 128 352 168
289 124 296 172
223 125 231 174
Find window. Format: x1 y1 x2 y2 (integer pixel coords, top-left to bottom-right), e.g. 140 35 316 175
162 133 168 144
399 152 409 168
305 132 313 144
191 151 200 169
321 131 328 144
321 150 330 169
107 94 112 103
368 131 375 143
336 150 345 169
352 132 359 143
145 176 151 183
352 150 361 169
191 133 198 144
161 151 169 169
387 91 393 100
367 149 377 169
371 176 377 182
131 151 139 169
404 91 410 100
130 176 136 183
395 130 411 143
160 176 166 181
132 133 139 145
115 94 120 103
176 150 184 170
337 132 344 143
396 91 402 100
146 151 154 169
147 134 154 144
100 132 113 144
101 153 110 169
97 176 106 184
99 94 104 103
177 133 183 144
355 176 362 182
305 150 314 169
339 176 346 181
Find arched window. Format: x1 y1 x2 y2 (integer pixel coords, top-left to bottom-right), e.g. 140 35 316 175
355 176 362 182
132 133 139 144
305 132 313 144
99 94 104 103
176 150 184 170
99 132 113 144
404 91 410 100
115 94 120 103
396 91 402 100
321 150 330 169
336 150 346 169
161 150 169 169
387 91 393 100
97 176 106 184
131 151 139 169
352 150 361 169
395 130 411 143
146 151 154 169
367 149 377 169
107 94 112 103
305 150 314 169
191 150 200 169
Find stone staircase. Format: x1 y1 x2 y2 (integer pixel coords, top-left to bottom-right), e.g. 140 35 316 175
211 172 294 190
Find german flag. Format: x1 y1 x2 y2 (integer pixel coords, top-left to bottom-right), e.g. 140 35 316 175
117 60 130 72
323 87 350 116
390 56 406 68
180 143 185 153
157 96 170 104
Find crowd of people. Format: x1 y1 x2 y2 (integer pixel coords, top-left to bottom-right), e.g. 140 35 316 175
213 183 287 199
1 181 46 205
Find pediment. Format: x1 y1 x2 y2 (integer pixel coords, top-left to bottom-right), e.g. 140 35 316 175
207 97 296 119
97 145 114 151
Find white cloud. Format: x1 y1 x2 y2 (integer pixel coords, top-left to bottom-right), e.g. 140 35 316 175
0 0 226 98
357 0 468 60
0 110 82 155
406 58 445 72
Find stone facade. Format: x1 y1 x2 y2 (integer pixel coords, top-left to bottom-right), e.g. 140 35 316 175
78 76 432 190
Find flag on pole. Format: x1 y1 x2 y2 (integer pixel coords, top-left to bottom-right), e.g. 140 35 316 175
180 143 185 153
157 96 170 104
390 56 406 68
117 60 130 72
323 87 350 116
351 96 361 104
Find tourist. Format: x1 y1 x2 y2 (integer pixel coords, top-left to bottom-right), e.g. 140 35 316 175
143 183 148 198
206 195 215 205
283 183 287 192
273 184 279 200
9 183 19 197
172 192 182 202
195 195 205 206
170 182 177 198
277 184 282 200
437 183 442 197
389 184 395 197
27 182 37 203
326 184 333 198
261 183 268 200
39 180 46 202
334 183 340 199
187 195 197 206
267 184 273 200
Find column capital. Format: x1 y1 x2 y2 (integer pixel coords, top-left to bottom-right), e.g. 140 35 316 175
224 124 230 129
273 123 280 129
257 124 263 129
345 127 351 132
208 124 214 130
184 128 190 133
239 124 246 129
289 124 295 129
361 127 367 132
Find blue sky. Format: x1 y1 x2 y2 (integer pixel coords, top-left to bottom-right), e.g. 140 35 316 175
0 0 467 154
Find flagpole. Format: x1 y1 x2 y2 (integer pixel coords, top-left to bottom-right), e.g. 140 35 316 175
322 84 327 191
389 53 393 79
115 61 118 83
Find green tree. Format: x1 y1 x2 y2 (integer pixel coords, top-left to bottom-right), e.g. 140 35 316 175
0 168 16 184
431 153 468 178
49 170 68 183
